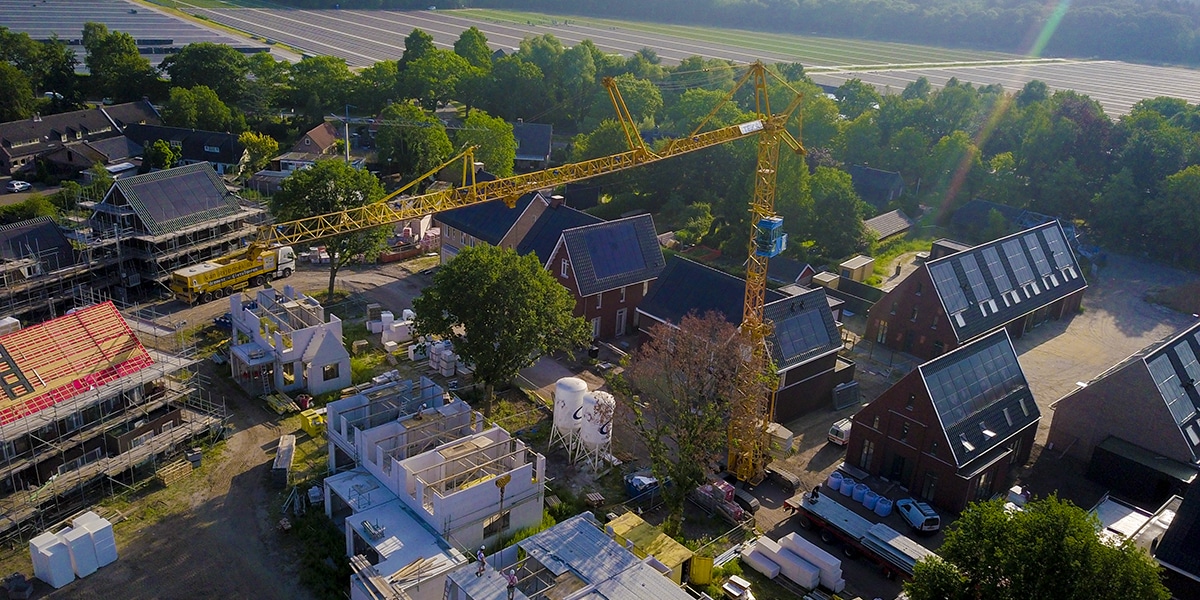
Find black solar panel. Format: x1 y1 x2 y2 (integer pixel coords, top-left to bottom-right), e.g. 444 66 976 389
1149 354 1196 425
772 308 831 360
1001 239 1034 285
1043 226 1072 270
929 261 968 314
1024 233 1052 276
961 254 990 303
584 221 646 279
925 335 1025 429
981 246 1013 294
132 172 227 226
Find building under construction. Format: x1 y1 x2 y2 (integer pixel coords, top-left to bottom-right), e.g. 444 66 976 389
0 301 225 539
0 216 122 322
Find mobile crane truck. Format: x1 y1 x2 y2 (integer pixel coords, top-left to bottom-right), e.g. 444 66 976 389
170 244 296 304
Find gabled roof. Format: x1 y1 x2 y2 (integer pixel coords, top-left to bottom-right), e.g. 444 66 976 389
0 302 154 425
560 214 664 296
100 100 162 130
0 107 121 160
765 256 815 285
517 203 601 266
292 122 340 153
1156 479 1200 579
0 217 76 271
124 123 245 165
865 209 913 240
85 136 143 163
918 329 1039 469
1136 321 1200 462
301 326 347 365
846 164 904 209
763 287 841 371
639 256 785 326
435 192 538 245
512 121 552 162
925 221 1087 343
105 163 242 236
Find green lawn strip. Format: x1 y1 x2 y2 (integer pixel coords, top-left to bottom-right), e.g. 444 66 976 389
455 9 1015 65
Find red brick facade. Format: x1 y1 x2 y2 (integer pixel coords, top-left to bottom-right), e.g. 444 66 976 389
549 243 648 339
846 369 1038 513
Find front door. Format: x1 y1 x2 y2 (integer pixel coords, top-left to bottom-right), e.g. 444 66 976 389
591 317 601 340
615 309 627 337
889 454 907 483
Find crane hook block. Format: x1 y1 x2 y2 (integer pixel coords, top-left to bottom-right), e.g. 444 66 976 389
503 195 519 208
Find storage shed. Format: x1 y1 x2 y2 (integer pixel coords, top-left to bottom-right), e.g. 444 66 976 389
838 255 875 282
606 511 693 584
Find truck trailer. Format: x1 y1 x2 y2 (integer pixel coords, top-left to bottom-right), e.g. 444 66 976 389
171 245 296 303
784 489 934 579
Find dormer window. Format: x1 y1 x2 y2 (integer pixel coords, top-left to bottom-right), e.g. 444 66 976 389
979 422 996 439
960 433 975 452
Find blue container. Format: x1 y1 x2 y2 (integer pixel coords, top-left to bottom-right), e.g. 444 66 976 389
839 477 856 496
863 490 880 510
826 471 843 490
852 483 869 503
874 497 893 517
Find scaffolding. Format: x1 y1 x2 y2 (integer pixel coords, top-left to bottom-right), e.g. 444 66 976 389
0 307 227 542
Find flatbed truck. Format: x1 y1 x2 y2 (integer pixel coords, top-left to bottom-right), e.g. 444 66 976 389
784 490 934 579
170 245 296 304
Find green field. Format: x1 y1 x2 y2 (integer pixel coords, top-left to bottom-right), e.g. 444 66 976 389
455 8 1025 67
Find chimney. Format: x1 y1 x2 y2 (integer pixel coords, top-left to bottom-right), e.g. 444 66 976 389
473 161 485 173
516 118 523 124
549 194 564 208
33 113 41 122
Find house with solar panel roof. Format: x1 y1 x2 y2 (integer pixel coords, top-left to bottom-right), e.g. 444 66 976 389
864 220 1086 361
1048 320 1200 510
637 255 853 422
86 163 264 294
847 329 1040 512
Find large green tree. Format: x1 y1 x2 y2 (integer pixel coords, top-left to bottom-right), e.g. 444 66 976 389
161 42 249 103
453 26 492 70
455 110 516 178
239 131 279 174
396 49 475 111
375 102 453 183
0 63 35 122
162 85 234 131
289 55 354 119
412 244 589 409
81 22 156 102
905 496 1169 600
270 160 388 300
622 311 765 536
143 139 181 171
809 166 869 259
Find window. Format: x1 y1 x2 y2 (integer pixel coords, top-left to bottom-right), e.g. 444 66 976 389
561 259 569 278
890 302 898 315
859 439 875 470
900 423 910 442
596 294 602 309
910 307 919 322
283 362 295 385
932 340 944 356
1009 437 1023 465
906 394 915 411
483 510 511 538
876 320 888 344
323 363 340 381
976 470 995 500
930 441 938 455
591 317 601 340
920 472 938 501
130 430 154 449
930 315 938 330
915 282 923 296
63 412 84 433
643 281 650 295
620 287 626 303
872 416 880 430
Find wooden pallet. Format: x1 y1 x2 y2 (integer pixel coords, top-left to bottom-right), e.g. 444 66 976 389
263 393 299 415
155 459 193 487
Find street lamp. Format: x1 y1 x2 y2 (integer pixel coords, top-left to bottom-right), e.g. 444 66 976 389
343 104 356 164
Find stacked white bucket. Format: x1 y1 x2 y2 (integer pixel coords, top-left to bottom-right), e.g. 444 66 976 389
577 391 614 471
549 377 587 460
29 511 118 589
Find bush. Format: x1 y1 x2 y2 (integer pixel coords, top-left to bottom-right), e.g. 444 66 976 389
293 511 352 600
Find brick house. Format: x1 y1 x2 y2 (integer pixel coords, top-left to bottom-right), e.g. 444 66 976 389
637 256 852 422
0 100 159 175
433 191 552 264
846 329 1039 513
548 214 665 340
864 221 1086 361
1048 320 1200 507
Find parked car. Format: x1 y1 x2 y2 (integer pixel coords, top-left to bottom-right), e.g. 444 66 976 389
896 498 941 533
5 181 31 193
827 418 852 445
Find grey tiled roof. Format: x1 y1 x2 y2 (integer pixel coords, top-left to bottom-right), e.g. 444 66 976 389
1151 468 1200 578
926 221 1087 343
562 214 664 296
124 123 245 166
0 217 76 270
512 122 552 162
865 209 912 240
639 256 786 326
517 203 601 266
763 287 841 371
847 164 904 209
919 329 1039 469
108 163 242 236
436 193 536 245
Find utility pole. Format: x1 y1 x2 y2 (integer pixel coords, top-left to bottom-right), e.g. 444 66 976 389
343 104 355 164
